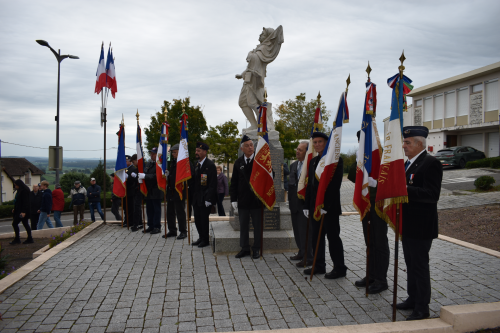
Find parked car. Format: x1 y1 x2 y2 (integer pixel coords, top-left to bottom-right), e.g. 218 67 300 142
434 146 486 168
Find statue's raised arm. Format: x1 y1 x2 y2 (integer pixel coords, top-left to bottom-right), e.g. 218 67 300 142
236 26 284 132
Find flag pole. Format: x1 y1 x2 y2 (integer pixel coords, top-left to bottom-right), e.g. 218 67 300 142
186 181 190 245
310 214 324 281
365 62 373 297
163 107 168 238
259 89 269 260
121 198 124 227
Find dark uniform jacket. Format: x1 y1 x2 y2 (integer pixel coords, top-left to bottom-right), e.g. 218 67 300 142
167 159 194 202
143 160 164 200
305 156 343 216
29 190 42 215
126 165 138 196
288 160 305 213
230 155 263 210
193 157 217 207
14 188 30 216
402 151 442 240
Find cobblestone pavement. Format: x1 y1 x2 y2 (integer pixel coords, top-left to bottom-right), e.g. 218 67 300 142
2 216 500 332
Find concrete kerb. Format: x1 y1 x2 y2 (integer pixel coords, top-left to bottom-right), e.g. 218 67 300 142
438 234 500 258
0 221 103 295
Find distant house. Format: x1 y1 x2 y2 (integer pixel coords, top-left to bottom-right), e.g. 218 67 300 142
0 158 45 202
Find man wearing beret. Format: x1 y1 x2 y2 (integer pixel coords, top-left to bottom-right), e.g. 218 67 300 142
138 147 164 234
130 154 144 231
230 135 263 259
192 142 217 248
124 155 138 229
397 126 442 321
304 131 347 279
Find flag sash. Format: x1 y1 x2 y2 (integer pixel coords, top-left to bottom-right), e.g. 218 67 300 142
175 118 191 199
136 124 148 196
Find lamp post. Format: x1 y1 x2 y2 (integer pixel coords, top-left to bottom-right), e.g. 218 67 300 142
36 40 79 184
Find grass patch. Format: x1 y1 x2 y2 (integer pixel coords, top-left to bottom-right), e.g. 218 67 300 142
466 185 500 193
49 221 93 248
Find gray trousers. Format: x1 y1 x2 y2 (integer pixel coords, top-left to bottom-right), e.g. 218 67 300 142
291 210 313 260
239 208 261 252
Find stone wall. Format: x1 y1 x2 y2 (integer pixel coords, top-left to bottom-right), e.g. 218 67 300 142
470 93 483 125
414 107 422 126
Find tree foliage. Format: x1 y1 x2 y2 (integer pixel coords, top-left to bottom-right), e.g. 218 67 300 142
144 97 208 162
205 120 240 178
89 159 111 192
60 172 90 194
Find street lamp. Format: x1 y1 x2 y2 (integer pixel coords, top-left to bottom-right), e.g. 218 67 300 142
36 40 79 184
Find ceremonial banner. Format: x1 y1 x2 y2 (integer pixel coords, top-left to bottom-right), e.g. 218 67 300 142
353 81 382 220
175 115 192 199
136 124 148 196
249 102 276 210
105 46 117 98
94 44 106 94
156 122 169 192
314 92 349 220
375 73 413 233
297 100 323 200
113 124 127 198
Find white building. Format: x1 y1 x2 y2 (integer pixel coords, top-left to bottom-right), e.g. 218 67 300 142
0 158 45 202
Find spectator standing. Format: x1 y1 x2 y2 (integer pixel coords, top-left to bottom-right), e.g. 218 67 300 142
29 183 42 231
87 177 105 222
52 184 65 228
69 180 87 225
216 166 228 216
37 180 54 230
10 179 33 244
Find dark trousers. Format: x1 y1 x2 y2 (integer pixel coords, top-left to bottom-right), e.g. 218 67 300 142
124 194 135 227
167 200 187 233
30 213 40 231
13 215 32 239
133 194 143 228
311 212 347 272
146 199 162 230
362 204 390 282
402 237 433 313
111 197 122 220
239 208 261 252
291 210 312 260
217 193 226 216
73 204 84 225
193 204 210 242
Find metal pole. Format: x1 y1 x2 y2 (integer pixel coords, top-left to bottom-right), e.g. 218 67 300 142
366 217 371 297
55 50 61 184
121 198 124 227
392 204 401 322
186 181 190 245
310 214 325 281
164 197 167 237
260 205 264 259
142 200 145 230
103 107 107 224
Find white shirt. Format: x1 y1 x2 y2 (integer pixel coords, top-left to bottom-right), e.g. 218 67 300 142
297 160 304 178
198 157 207 168
406 149 426 171
244 153 255 164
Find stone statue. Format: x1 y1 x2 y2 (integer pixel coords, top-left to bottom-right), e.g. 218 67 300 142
236 26 284 133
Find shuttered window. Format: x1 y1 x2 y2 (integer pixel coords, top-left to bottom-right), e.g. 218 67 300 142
457 87 469 116
423 97 432 121
433 94 444 120
445 91 456 118
485 79 498 111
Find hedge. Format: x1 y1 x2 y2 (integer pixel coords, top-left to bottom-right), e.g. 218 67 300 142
465 156 500 169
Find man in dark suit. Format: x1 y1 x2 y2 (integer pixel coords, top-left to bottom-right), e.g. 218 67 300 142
304 132 347 279
397 126 442 321
288 141 313 267
230 135 263 259
125 155 138 229
192 142 217 248
138 148 164 234
130 154 144 232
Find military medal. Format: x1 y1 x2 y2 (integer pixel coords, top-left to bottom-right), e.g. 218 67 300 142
409 174 414 185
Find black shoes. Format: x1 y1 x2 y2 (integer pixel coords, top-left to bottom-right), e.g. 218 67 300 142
166 231 177 238
130 226 139 232
406 310 429 321
396 300 415 310
10 238 21 245
177 233 187 240
143 228 152 233
23 238 34 244
252 250 260 259
304 267 326 275
137 224 143 229
355 277 375 287
296 259 313 267
367 281 388 294
324 270 346 279
150 228 161 234
192 239 202 246
290 254 303 261
198 241 210 248
235 250 251 258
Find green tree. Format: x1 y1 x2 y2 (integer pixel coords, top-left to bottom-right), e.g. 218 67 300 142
60 172 90 194
144 97 208 162
275 120 299 160
89 159 111 193
205 120 240 178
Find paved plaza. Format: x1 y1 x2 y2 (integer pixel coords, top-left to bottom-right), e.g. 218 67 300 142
1 214 500 332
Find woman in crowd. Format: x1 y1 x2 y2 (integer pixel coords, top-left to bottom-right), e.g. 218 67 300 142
11 179 34 244
216 166 229 216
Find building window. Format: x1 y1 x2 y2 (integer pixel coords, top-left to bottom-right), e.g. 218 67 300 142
423 97 432 122
25 172 31 186
457 87 469 116
485 79 498 112
472 83 483 93
415 99 422 107
445 91 456 118
433 94 444 120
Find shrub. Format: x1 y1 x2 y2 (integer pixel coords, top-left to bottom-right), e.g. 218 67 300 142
491 158 500 169
0 205 14 219
49 221 93 248
474 176 496 190
466 157 500 169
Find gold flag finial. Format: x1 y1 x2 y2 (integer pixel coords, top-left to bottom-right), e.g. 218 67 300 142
121 114 124 126
136 109 140 122
317 91 321 101
164 106 168 122
366 62 372 78
399 50 406 77
346 74 351 93
182 101 185 114
264 88 268 102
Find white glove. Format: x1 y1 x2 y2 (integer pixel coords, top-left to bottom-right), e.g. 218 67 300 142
232 202 238 210
321 209 327 215
131 172 137 178
138 173 145 180
125 173 129 180
303 210 309 218
205 201 211 207
165 170 170 177
138 179 143 184
368 177 378 187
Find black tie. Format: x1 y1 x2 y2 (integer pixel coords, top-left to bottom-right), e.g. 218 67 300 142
405 160 410 171
246 158 250 165
196 162 200 174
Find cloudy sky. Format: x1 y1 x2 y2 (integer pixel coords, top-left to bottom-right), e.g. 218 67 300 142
1 0 499 159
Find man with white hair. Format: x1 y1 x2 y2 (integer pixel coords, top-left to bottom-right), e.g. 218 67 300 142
397 126 443 321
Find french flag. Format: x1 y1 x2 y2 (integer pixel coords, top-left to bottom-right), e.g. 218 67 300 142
375 73 413 234
156 122 169 192
175 116 191 199
113 124 127 198
313 91 349 221
353 81 382 220
94 44 106 94
105 46 117 98
136 123 148 196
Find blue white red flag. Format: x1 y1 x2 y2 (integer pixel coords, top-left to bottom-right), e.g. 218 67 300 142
156 122 169 192
113 124 127 198
249 102 276 211
136 123 148 196
297 99 323 200
175 115 191 199
105 46 117 98
353 81 382 220
375 73 413 234
94 44 106 94
314 91 349 221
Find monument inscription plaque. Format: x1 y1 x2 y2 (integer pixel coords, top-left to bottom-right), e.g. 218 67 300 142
249 206 280 231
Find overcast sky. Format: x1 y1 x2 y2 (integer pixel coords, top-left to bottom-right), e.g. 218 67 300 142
1 0 499 159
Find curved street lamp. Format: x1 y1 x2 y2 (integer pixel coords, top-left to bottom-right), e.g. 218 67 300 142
36 40 79 184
